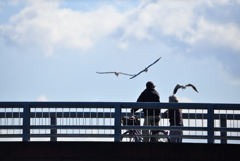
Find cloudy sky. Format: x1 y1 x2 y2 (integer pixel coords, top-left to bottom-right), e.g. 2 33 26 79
0 0 240 104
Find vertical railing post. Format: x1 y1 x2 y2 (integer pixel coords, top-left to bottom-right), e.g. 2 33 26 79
207 104 214 144
51 116 57 142
220 118 227 144
23 102 30 142
114 103 121 142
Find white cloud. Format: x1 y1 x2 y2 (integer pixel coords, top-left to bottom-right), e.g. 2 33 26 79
37 95 48 101
186 17 240 52
209 0 231 5
0 0 125 56
1 0 240 56
119 1 199 43
117 0 240 54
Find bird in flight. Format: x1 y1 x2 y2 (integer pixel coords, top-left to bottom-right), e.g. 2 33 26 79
96 72 135 77
130 57 162 79
173 84 199 95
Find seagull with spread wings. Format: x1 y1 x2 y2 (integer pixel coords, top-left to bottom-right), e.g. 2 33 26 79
173 84 199 95
96 71 135 77
130 57 162 79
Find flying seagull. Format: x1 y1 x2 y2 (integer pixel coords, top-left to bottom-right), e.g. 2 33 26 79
130 57 162 79
173 84 199 95
96 72 135 77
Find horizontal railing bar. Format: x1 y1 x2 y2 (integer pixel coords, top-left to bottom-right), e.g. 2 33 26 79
123 113 240 120
213 114 240 120
182 136 240 140
0 102 116 108
0 102 25 107
0 134 239 140
2 126 239 132
30 102 116 108
126 135 240 140
121 126 240 132
0 113 23 118
213 104 240 110
214 127 240 132
121 126 208 131
1 112 240 120
1 102 239 109
214 136 240 140
182 135 207 139
0 135 238 140
134 135 240 140
0 134 22 137
123 102 239 110
122 102 210 109
119 134 208 139
182 113 240 120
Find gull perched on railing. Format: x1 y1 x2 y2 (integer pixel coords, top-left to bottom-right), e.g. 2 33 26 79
173 84 199 95
130 57 162 79
96 71 135 77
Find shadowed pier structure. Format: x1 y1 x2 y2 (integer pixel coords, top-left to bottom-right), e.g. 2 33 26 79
0 142 240 161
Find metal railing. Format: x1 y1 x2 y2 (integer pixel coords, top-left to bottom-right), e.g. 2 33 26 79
0 102 239 144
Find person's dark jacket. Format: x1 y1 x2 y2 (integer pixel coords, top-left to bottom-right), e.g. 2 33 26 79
132 88 160 116
165 109 183 126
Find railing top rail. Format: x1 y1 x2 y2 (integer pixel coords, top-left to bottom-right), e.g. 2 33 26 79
122 102 240 110
0 102 116 108
122 102 210 109
0 102 239 110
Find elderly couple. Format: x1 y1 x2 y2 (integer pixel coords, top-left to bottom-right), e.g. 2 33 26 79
131 81 183 143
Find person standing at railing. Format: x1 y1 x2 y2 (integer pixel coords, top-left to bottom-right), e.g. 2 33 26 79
131 81 161 142
164 95 183 143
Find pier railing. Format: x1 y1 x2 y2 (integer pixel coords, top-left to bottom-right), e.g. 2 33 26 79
0 102 239 144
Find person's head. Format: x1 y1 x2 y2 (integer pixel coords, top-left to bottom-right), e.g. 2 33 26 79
169 95 179 103
146 81 155 89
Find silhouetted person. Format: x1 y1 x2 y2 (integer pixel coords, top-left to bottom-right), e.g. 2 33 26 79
131 81 161 142
164 95 183 143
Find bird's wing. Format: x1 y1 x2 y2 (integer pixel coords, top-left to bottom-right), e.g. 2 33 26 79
118 72 135 76
129 71 144 79
130 57 162 79
186 84 199 93
146 57 161 69
96 72 115 74
173 84 183 94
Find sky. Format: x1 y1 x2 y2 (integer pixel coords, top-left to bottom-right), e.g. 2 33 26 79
0 0 240 104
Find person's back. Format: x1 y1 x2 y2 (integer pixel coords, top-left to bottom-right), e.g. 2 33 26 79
131 81 161 142
137 87 160 116
168 108 183 126
165 95 183 143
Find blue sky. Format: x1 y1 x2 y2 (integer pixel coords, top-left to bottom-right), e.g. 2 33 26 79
0 0 240 104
